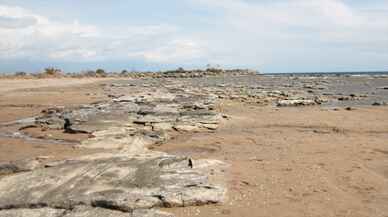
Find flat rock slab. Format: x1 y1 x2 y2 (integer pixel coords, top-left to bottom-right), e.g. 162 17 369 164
0 153 226 216
30 83 222 152
0 206 173 217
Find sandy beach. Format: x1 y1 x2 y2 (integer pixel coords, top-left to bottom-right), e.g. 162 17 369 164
0 74 387 217
1 1 387 216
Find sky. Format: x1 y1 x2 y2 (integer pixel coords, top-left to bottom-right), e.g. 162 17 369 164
0 0 387 73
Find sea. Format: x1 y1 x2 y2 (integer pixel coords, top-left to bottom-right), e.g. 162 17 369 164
264 71 388 76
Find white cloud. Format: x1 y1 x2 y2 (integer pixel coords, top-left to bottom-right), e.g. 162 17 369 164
48 48 97 60
0 16 37 29
190 0 388 70
0 4 206 63
0 5 100 59
128 40 203 63
0 1 387 71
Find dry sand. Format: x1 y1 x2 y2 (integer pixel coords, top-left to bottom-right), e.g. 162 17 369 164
158 102 388 217
1 78 387 217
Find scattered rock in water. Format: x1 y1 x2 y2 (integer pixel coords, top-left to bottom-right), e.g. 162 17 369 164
276 99 317 107
337 94 364 101
313 96 328 104
338 96 351 101
372 101 386 106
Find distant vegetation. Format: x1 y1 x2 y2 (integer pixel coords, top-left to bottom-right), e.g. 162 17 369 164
40 67 64 78
0 67 258 79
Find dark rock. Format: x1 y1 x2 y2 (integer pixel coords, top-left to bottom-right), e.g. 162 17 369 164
372 102 386 106
0 159 40 175
0 163 19 175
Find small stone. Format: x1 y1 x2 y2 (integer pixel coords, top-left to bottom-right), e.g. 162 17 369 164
200 123 219 130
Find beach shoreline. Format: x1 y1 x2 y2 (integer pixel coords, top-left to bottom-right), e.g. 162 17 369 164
0 74 387 217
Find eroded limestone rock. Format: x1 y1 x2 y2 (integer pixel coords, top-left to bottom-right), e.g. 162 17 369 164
0 153 226 216
0 206 173 217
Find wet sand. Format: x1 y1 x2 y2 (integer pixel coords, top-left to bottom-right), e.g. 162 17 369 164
158 103 388 217
0 76 388 217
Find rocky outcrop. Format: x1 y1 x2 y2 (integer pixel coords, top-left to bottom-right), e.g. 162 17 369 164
0 152 227 217
122 68 258 79
0 80 229 217
3 73 386 216
31 85 223 151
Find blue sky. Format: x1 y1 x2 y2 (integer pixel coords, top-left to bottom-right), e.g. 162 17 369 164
0 0 387 73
